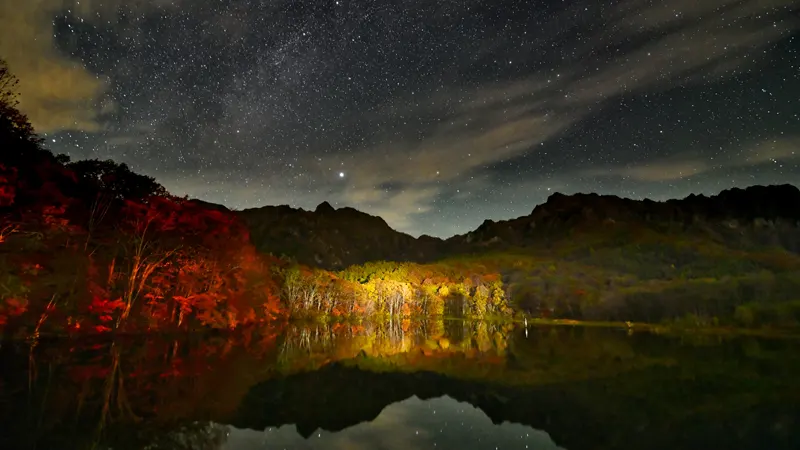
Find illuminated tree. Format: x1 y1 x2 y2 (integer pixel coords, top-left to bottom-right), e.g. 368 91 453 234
0 163 17 207
472 284 489 318
280 266 301 301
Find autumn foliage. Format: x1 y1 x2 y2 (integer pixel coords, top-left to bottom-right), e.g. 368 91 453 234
274 259 511 321
0 59 286 338
0 175 286 338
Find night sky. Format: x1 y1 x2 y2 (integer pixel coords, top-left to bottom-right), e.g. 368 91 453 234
3 0 799 237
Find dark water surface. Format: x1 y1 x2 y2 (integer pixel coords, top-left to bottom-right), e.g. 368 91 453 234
1 320 799 450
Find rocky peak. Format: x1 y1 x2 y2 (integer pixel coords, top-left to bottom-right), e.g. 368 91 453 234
315 201 336 214
237 202 442 269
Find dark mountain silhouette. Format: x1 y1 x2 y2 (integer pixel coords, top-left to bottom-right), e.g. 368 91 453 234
237 202 443 269
232 184 800 268
451 184 800 250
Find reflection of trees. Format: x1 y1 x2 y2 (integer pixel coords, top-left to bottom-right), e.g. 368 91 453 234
239 329 800 450
445 318 467 343
0 332 280 450
4 324 800 450
275 319 513 371
97 342 139 435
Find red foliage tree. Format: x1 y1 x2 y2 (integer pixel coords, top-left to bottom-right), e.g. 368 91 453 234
0 163 17 207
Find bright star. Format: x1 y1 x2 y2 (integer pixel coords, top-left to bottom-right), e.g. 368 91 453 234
339 172 345 178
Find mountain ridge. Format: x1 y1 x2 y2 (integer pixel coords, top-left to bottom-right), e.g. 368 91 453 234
237 201 442 269
223 184 800 269
452 183 800 247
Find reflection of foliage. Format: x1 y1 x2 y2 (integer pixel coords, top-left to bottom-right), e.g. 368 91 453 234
3 322 800 450
1 328 281 450
274 319 514 374
241 326 800 450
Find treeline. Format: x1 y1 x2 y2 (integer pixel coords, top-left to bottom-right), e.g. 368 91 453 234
0 158 286 337
503 252 800 328
277 260 511 320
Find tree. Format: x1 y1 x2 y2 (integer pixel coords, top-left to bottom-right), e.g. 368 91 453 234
0 59 80 213
0 163 16 207
68 159 168 201
0 59 41 153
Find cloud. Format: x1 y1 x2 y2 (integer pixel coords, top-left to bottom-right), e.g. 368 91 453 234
0 0 108 132
738 137 800 166
0 0 184 133
602 159 712 182
614 0 795 31
583 137 800 182
569 0 797 102
344 185 441 231
327 77 570 231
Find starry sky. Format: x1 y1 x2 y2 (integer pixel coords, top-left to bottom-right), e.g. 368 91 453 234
3 0 799 237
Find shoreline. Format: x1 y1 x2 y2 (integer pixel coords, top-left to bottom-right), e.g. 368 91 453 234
4 314 800 344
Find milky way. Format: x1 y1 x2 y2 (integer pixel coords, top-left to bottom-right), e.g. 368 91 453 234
3 0 799 237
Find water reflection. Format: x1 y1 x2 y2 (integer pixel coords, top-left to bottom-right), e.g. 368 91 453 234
0 320 799 450
223 395 563 450
277 319 512 371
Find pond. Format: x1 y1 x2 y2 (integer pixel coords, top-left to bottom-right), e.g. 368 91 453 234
0 319 798 450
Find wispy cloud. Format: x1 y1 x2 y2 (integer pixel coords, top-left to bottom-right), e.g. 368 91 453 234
583 137 800 182
737 137 800 166
601 159 713 182
313 0 799 231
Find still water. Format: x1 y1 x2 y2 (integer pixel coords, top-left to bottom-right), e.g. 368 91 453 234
0 319 798 450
